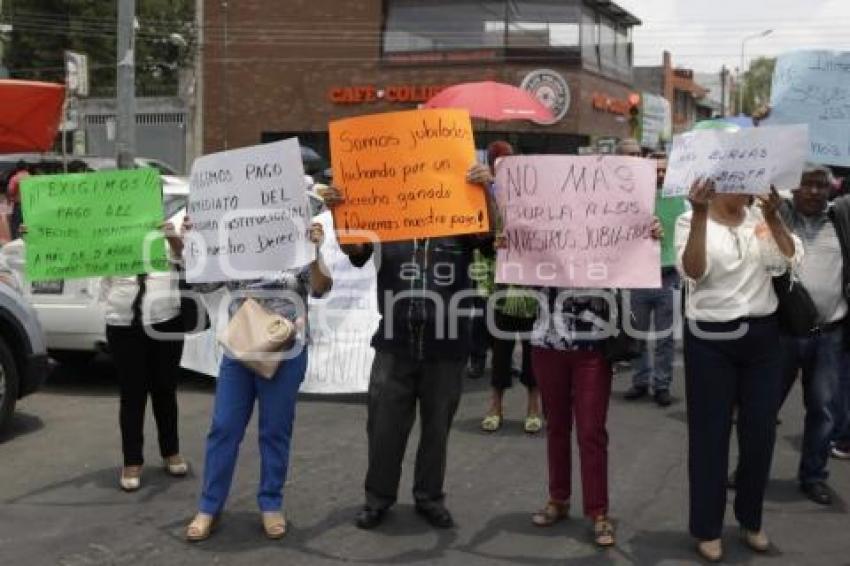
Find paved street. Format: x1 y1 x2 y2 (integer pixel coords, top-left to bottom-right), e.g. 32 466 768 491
1 355 848 566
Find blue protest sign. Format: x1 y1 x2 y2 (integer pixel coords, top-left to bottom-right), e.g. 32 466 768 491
766 50 850 166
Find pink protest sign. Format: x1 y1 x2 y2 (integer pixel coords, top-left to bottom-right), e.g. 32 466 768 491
494 155 661 289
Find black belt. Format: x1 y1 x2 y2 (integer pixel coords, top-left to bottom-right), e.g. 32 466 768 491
809 318 845 336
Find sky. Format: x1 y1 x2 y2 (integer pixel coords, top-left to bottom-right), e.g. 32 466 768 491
616 0 850 74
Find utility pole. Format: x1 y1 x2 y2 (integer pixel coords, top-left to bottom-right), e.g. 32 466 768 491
116 0 136 169
720 65 728 118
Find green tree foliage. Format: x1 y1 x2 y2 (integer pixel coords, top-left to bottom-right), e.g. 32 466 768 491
737 56 776 116
2 0 195 96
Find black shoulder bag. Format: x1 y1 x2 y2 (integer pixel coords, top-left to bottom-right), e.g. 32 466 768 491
772 271 818 337
603 291 641 363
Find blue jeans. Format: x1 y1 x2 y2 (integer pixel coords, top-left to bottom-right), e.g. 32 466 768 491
630 269 678 392
832 351 850 444
781 328 842 484
199 350 307 514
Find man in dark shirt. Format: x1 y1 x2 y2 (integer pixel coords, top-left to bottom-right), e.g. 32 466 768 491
325 164 494 530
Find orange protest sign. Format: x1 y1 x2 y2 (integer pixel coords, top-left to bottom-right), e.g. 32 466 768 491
329 108 489 243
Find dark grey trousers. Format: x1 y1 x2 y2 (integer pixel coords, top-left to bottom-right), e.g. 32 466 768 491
365 350 465 511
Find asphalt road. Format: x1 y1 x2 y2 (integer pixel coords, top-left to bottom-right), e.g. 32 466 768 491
0 354 848 566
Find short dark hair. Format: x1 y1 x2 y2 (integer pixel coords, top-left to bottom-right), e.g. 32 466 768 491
487 141 514 169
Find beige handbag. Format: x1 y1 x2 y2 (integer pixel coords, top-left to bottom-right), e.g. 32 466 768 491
218 297 296 379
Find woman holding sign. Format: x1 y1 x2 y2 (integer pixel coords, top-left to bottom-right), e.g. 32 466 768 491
100 222 189 492
676 179 801 561
183 219 332 542
526 232 661 548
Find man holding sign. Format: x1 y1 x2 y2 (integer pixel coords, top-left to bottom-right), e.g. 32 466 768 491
324 109 495 531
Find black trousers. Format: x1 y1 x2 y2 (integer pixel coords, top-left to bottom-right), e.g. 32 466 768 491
106 317 184 466
491 311 536 390
684 316 784 540
365 350 465 510
469 295 491 364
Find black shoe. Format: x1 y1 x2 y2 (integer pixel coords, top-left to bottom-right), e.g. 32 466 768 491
415 503 455 529
355 505 387 529
654 390 672 407
624 385 648 400
467 359 485 379
800 481 833 505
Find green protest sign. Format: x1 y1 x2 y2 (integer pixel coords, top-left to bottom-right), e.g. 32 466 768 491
656 195 687 267
20 168 168 281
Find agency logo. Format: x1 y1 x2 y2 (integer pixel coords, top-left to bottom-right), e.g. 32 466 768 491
520 69 570 125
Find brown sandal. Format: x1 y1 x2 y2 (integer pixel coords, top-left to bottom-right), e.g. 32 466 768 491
593 516 615 547
262 512 287 540
531 501 569 527
186 513 218 542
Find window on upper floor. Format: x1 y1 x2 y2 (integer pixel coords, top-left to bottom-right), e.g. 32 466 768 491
382 0 582 59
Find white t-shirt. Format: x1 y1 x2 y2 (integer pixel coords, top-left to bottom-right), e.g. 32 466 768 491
675 207 803 322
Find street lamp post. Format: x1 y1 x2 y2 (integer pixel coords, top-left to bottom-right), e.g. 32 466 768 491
739 29 773 115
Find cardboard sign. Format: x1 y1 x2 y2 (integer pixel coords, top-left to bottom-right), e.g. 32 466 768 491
184 138 314 283
766 50 850 166
20 168 167 281
662 125 809 197
329 109 488 243
494 155 660 289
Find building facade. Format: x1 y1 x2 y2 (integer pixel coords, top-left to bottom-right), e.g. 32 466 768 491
634 51 709 135
200 0 642 160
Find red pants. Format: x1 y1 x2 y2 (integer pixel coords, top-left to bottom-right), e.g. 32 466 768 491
532 347 612 518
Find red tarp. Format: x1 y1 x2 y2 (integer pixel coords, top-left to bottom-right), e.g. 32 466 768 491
0 80 65 153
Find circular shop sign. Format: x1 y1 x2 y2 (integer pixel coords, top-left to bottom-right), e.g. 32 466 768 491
520 69 570 124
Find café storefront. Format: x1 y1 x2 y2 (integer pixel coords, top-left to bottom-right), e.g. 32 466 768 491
203 0 643 164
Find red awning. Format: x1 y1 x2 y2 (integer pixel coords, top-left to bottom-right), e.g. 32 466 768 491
0 80 65 154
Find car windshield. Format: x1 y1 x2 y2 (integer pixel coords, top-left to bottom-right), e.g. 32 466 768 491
164 194 187 219
141 160 178 176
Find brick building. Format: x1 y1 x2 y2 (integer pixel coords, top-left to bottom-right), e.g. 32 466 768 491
199 0 642 160
634 51 710 135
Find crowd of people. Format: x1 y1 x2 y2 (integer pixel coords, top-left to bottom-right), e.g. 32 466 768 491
6 129 850 562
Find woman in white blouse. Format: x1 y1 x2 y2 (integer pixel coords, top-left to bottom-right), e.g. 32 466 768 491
101 223 189 492
676 178 801 562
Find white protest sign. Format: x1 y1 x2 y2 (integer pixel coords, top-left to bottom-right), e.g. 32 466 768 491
180 288 228 377
765 50 850 166
185 138 314 283
302 210 379 394
640 92 672 150
662 125 809 197
494 155 660 289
